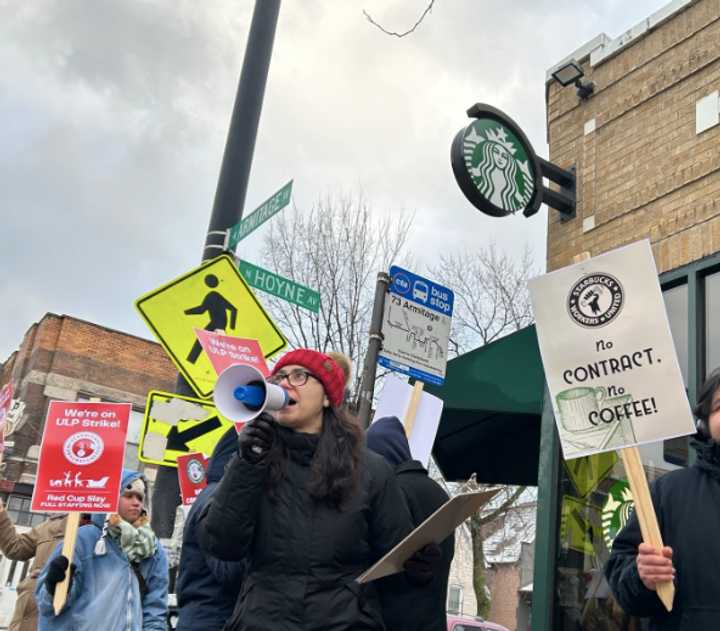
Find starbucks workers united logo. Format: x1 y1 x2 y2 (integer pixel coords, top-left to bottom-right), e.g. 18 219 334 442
463 120 535 213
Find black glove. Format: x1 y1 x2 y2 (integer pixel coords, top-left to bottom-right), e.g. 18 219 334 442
45 555 75 595
238 415 276 463
403 543 442 586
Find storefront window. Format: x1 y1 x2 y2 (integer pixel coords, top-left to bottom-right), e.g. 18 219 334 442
705 271 720 374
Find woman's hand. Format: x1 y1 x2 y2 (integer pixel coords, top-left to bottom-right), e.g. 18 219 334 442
238 415 276 463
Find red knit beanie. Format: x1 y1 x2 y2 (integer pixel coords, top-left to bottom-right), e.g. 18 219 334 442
271 349 346 408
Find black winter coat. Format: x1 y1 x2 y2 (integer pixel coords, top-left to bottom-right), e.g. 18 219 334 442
377 460 454 631
605 439 720 630
198 426 413 631
176 429 245 631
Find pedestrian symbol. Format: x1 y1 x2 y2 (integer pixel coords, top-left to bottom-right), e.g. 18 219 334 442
135 255 287 398
185 274 239 364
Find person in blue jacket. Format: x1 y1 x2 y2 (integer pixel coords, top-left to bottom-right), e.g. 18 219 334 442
35 470 168 631
176 427 245 631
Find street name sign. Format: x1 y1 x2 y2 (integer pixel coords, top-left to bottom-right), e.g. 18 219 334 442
239 260 320 313
135 255 287 399
528 240 696 460
138 390 234 468
228 180 293 248
378 266 454 386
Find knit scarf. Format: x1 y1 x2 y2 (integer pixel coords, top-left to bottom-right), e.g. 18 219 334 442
106 517 157 563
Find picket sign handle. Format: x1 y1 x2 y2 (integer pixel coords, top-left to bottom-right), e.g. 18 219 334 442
403 382 424 437
53 512 81 615
619 446 674 611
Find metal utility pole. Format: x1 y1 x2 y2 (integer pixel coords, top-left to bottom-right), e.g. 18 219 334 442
357 272 389 428
151 0 282 538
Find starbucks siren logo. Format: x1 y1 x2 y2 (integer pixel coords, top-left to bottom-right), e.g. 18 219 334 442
462 120 536 213
602 480 634 549
567 273 624 328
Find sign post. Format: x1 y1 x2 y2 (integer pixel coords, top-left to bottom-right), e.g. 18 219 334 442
529 241 696 611
31 401 131 614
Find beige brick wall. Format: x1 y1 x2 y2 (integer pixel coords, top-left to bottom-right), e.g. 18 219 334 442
546 0 720 273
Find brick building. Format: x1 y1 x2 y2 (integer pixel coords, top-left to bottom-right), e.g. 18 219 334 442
0 313 176 518
532 1 720 630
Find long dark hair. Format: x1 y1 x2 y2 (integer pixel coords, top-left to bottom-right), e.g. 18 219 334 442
265 406 363 509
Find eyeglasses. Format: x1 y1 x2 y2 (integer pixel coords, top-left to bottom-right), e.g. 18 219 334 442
268 369 316 387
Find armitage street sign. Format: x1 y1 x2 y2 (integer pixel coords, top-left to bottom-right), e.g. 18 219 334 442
451 104 543 218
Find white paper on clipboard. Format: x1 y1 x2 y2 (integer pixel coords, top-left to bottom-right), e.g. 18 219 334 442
356 488 498 584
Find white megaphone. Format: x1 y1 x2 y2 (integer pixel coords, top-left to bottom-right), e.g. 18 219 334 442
213 363 291 423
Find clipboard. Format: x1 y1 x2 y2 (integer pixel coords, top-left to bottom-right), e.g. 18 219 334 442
357 487 498 583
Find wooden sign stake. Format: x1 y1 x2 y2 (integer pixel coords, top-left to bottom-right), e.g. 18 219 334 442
619 446 674 611
53 512 81 615
403 381 425 437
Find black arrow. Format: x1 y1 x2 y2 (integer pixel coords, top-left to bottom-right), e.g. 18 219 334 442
166 416 223 452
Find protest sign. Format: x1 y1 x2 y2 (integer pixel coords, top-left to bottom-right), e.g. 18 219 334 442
32 401 131 513
32 400 131 614
195 330 269 377
372 375 444 467
177 452 209 506
0 383 13 454
528 240 695 460
357 488 497 583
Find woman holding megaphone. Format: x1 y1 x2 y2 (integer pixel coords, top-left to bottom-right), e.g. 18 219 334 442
198 349 419 631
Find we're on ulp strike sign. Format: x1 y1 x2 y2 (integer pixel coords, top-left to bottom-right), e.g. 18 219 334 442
32 401 131 513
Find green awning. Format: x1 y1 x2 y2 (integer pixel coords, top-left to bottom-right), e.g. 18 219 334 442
426 325 545 485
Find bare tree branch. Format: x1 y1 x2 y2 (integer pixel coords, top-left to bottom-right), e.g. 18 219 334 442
363 0 435 38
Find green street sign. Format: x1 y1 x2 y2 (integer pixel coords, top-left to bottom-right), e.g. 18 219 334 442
228 180 293 248
238 260 320 313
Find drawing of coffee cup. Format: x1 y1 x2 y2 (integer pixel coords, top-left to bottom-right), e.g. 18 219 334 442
556 386 607 432
599 394 638 448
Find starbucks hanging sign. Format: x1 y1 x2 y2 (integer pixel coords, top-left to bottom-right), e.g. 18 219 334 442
451 104 553 218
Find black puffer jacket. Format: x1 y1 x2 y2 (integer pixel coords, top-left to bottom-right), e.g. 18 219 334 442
605 439 720 630
367 416 454 631
198 425 413 631
176 429 245 631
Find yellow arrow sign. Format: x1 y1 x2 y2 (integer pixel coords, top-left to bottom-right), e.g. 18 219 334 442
135 255 286 398
138 390 235 467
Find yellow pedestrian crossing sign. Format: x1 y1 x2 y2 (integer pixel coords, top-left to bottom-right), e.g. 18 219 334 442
138 390 235 467
135 255 286 398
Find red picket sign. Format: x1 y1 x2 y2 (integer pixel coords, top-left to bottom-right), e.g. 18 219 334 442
31 401 131 514
0 383 13 452
177 452 209 506
195 330 269 377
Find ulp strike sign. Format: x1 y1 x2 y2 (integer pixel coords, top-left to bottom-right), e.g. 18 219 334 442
32 401 131 513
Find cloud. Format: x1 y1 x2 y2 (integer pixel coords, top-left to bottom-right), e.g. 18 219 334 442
0 0 667 359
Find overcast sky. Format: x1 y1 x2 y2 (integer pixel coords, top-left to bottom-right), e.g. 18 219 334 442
1 0 669 359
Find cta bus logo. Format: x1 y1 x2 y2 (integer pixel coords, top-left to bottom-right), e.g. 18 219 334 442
392 272 411 295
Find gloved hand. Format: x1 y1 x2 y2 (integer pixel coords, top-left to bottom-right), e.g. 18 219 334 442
238 414 276 463
403 543 442 586
45 555 75 595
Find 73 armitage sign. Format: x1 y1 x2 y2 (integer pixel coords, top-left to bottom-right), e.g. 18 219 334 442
451 104 544 218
